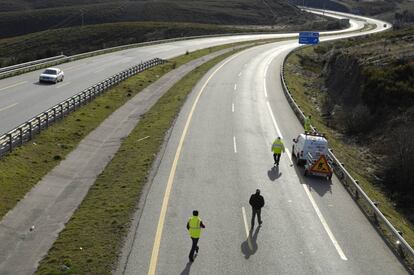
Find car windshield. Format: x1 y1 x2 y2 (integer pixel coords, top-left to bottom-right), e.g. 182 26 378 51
43 69 57 75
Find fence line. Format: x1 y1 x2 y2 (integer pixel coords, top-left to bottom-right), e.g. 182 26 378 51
280 52 414 269
0 58 166 157
0 32 287 80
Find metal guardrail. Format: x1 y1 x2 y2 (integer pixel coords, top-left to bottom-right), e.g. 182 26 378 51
0 55 68 79
0 32 284 80
0 58 166 157
0 55 66 74
280 52 414 268
0 7 353 80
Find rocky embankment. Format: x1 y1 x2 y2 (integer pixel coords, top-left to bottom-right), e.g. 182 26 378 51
292 27 414 217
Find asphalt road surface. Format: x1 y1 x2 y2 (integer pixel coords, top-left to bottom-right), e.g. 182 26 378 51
0 9 368 135
0 8 402 275
116 13 409 275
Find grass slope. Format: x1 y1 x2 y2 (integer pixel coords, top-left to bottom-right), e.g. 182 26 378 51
284 31 414 253
35 44 252 274
0 0 322 38
0 39 269 221
0 22 248 66
0 16 343 67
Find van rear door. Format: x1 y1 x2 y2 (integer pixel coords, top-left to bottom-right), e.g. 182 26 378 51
305 137 328 158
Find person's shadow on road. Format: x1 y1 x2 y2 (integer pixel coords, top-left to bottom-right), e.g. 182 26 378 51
267 166 282 181
241 226 261 259
180 262 192 275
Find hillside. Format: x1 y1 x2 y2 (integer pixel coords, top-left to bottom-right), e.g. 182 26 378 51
291 0 414 25
286 27 414 219
0 0 327 38
0 15 345 68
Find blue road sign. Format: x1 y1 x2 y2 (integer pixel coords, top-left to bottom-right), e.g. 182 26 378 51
299 32 320 45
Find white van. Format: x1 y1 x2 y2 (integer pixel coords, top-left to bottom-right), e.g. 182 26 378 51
292 133 329 165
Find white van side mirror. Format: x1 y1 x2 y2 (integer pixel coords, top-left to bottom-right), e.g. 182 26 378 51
293 138 297 143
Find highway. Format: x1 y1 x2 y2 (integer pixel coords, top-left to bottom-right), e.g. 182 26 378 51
0 9 366 135
0 8 405 275
115 13 409 275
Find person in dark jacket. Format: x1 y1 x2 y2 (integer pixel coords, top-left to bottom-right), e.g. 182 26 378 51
249 189 265 228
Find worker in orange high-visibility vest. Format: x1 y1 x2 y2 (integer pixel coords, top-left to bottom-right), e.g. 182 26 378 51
187 210 206 262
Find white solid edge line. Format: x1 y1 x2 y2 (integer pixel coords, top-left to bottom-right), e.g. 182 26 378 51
56 82 71 89
0 103 18 112
302 183 348 260
233 136 238 153
265 101 347 261
264 78 268 98
242 207 253 250
147 51 246 275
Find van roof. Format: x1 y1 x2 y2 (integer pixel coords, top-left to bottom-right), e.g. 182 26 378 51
300 133 327 143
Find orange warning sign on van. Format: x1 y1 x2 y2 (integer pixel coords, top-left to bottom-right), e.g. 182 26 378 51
310 155 331 174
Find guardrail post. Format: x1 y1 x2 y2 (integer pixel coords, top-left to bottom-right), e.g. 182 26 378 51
8 133 13 151
59 104 64 118
37 117 42 132
62 102 67 117
396 240 406 258
29 122 33 140
19 128 23 145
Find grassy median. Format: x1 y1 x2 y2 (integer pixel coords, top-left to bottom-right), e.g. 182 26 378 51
35 45 249 274
284 46 414 253
0 39 281 221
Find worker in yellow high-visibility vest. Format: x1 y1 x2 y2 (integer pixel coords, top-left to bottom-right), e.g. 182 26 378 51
304 115 312 132
272 137 285 166
186 210 206 262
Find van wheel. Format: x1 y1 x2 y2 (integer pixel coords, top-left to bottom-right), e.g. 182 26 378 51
296 154 301 165
304 169 308 176
291 145 295 159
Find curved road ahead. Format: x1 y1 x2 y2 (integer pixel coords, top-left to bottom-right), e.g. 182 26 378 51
0 9 375 135
115 12 408 275
0 8 404 275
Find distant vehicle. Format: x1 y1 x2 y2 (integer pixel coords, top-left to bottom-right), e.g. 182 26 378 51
292 132 329 166
39 68 64 83
383 24 387 28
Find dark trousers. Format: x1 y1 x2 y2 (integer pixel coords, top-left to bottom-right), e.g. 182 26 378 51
189 237 199 260
251 208 262 228
273 153 281 165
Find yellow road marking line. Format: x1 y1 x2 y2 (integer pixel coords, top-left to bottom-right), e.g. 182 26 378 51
0 81 27 92
147 51 244 275
0 103 18 112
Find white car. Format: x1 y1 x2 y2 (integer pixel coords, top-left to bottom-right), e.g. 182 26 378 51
39 68 64 83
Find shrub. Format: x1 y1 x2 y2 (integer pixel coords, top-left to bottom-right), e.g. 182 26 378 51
383 126 414 208
333 104 374 135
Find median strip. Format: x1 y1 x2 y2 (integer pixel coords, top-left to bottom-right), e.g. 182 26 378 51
34 43 256 275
